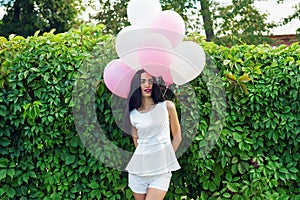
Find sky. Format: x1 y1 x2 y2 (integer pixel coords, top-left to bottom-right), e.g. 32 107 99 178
0 0 299 35
217 0 299 35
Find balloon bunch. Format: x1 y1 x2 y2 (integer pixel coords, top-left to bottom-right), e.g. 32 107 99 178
104 0 206 98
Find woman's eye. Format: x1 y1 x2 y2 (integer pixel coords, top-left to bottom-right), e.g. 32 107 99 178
140 79 154 84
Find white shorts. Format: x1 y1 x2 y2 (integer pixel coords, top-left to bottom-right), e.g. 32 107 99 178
128 172 172 194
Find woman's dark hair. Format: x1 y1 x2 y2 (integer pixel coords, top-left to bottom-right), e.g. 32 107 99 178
123 69 165 135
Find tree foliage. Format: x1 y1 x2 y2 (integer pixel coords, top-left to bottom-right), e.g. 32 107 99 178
282 2 300 36
93 0 197 35
92 0 298 45
94 0 271 41
0 0 83 38
213 0 276 45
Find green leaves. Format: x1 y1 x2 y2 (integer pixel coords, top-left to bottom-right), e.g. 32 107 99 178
0 25 126 199
227 182 239 193
1 25 299 199
0 169 7 181
0 0 83 38
65 155 76 165
226 72 251 100
23 101 42 124
187 39 299 199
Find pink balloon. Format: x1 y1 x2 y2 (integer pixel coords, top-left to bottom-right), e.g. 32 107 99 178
151 10 186 47
161 68 173 84
104 59 136 98
137 34 173 77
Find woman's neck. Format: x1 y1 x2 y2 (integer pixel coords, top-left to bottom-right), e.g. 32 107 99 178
139 97 154 110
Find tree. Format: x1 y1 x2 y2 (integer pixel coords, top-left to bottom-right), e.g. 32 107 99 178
92 0 296 45
279 0 300 36
199 0 215 41
0 0 83 38
213 0 276 45
92 0 269 40
93 0 196 35
93 0 130 35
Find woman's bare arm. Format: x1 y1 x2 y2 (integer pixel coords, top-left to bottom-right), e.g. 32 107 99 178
166 100 182 152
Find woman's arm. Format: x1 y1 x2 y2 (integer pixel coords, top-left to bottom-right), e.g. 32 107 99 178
131 125 138 148
166 100 182 152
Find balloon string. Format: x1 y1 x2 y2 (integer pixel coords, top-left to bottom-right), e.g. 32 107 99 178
163 82 170 97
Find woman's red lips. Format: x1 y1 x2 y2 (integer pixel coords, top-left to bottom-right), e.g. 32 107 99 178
144 88 152 93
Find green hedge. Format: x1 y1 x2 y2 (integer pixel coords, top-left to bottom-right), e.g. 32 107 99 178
0 25 299 199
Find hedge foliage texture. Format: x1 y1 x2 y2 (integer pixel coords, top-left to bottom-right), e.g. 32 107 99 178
0 25 299 199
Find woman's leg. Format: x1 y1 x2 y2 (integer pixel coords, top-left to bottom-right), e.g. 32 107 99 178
145 188 167 200
133 192 146 200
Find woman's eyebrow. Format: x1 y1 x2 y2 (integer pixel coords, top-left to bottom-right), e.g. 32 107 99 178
140 78 153 80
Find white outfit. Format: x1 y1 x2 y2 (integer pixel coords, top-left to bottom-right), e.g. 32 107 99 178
128 172 172 193
126 101 181 175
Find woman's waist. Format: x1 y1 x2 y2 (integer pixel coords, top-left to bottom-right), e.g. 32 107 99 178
137 137 171 146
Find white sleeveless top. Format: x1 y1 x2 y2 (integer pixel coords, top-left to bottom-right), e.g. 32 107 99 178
125 101 181 176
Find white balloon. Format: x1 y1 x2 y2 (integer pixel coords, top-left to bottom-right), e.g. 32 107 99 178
127 0 162 27
170 41 206 85
115 26 152 70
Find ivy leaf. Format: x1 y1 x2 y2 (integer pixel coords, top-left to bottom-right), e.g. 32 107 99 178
240 83 249 95
253 66 262 74
0 105 7 117
226 73 237 82
289 167 299 173
223 59 231 65
0 137 10 147
238 74 251 83
227 183 238 193
232 132 243 142
0 169 7 180
89 182 99 189
7 187 16 198
282 106 291 114
279 168 289 174
0 158 9 168
66 155 76 165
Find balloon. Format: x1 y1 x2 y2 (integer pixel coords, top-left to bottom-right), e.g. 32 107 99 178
151 10 186 47
137 33 173 77
169 41 206 85
104 59 136 98
161 68 174 84
115 26 149 70
115 26 140 57
127 0 162 27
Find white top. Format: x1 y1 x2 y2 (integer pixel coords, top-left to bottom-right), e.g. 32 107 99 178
125 101 181 176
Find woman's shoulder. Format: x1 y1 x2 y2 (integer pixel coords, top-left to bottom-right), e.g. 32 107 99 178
129 108 138 116
165 100 176 111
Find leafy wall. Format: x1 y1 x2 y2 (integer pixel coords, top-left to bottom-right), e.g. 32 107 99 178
0 25 299 199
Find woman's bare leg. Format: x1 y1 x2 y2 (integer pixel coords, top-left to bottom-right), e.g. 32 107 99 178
133 192 146 200
145 188 167 200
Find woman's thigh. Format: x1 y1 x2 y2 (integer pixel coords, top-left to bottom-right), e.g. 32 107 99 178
133 192 146 200
145 188 167 200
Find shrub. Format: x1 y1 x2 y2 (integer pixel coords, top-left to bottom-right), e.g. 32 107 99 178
0 25 299 199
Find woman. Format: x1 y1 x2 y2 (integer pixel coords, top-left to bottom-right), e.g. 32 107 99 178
124 69 182 200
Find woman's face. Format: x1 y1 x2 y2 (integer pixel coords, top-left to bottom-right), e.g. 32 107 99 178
140 72 154 98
